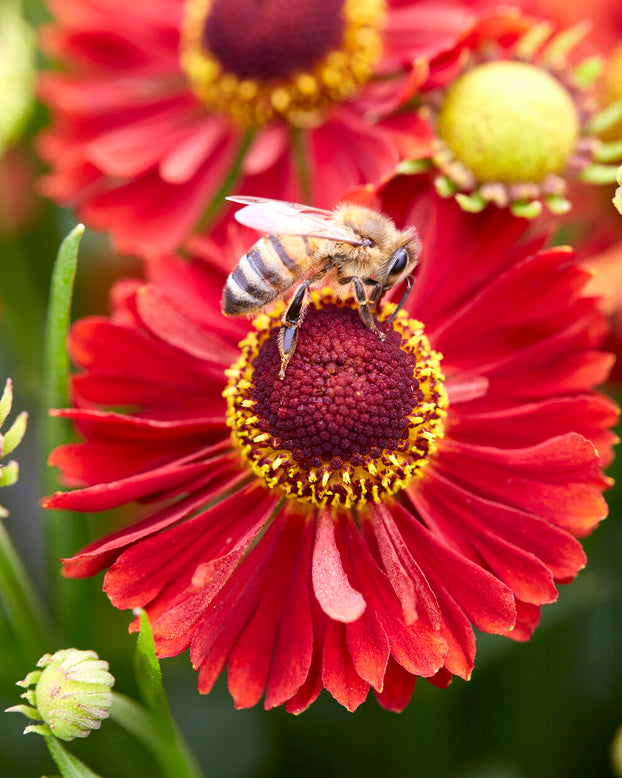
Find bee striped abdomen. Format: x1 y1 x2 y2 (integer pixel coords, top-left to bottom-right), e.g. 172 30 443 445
222 234 311 316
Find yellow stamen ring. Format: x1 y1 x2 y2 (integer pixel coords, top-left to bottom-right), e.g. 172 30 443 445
224 293 447 509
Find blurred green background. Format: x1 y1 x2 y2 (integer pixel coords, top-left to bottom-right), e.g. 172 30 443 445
1 1 621 776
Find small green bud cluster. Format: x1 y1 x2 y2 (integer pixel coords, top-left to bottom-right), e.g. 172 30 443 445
6 648 115 741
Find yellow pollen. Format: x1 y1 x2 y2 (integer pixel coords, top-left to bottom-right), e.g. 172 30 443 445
180 0 387 127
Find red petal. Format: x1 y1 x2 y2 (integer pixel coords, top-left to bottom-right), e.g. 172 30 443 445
419 472 586 594
322 620 369 712
103 481 270 612
430 248 591 358
307 110 399 208
441 434 602 485
227 512 313 710
503 601 542 642
436 436 608 537
371 503 475 679
45 459 216 512
312 509 366 623
147 253 247 337
452 394 619 462
363 510 441 627
61 466 246 577
242 125 289 176
392 501 517 635
160 118 231 184
135 285 238 366
377 112 435 159
373 657 417 712
339 513 447 678
190 509 306 698
86 105 199 178
284 601 325 715
69 316 222 385
144 487 279 661
264 511 315 710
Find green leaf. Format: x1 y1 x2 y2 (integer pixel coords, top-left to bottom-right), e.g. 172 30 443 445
0 518 51 657
0 461 19 488
111 693 205 778
134 608 169 717
109 610 205 778
43 224 84 417
41 224 93 644
0 379 13 427
2 411 28 456
44 735 104 778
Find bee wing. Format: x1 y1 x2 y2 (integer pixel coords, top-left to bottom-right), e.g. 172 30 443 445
226 196 363 245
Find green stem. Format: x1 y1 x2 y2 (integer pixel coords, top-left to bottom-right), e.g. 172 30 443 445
291 127 312 203
110 694 205 778
0 518 53 657
194 129 255 235
44 734 104 778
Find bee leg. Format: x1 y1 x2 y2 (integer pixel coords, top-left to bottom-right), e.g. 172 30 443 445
387 274 415 323
365 280 383 312
278 277 316 379
278 326 299 380
350 276 385 341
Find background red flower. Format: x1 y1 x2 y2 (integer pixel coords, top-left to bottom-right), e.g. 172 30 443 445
38 0 476 257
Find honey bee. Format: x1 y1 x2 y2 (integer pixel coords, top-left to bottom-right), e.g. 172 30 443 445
222 196 421 379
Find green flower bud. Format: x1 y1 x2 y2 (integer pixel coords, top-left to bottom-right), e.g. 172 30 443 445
437 61 581 184
0 1 36 155
6 649 115 741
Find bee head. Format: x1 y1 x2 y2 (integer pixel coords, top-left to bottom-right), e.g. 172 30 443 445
386 229 421 287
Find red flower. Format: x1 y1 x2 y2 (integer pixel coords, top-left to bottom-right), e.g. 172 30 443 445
37 0 475 257
44 182 617 712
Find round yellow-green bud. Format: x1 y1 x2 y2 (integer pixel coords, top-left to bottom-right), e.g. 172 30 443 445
437 61 580 184
6 649 115 741
0 2 36 154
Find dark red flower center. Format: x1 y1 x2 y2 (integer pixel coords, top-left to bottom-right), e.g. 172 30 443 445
252 306 418 467
225 295 447 508
180 0 386 126
203 0 345 81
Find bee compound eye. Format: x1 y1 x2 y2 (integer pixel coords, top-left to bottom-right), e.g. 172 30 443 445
389 246 409 278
